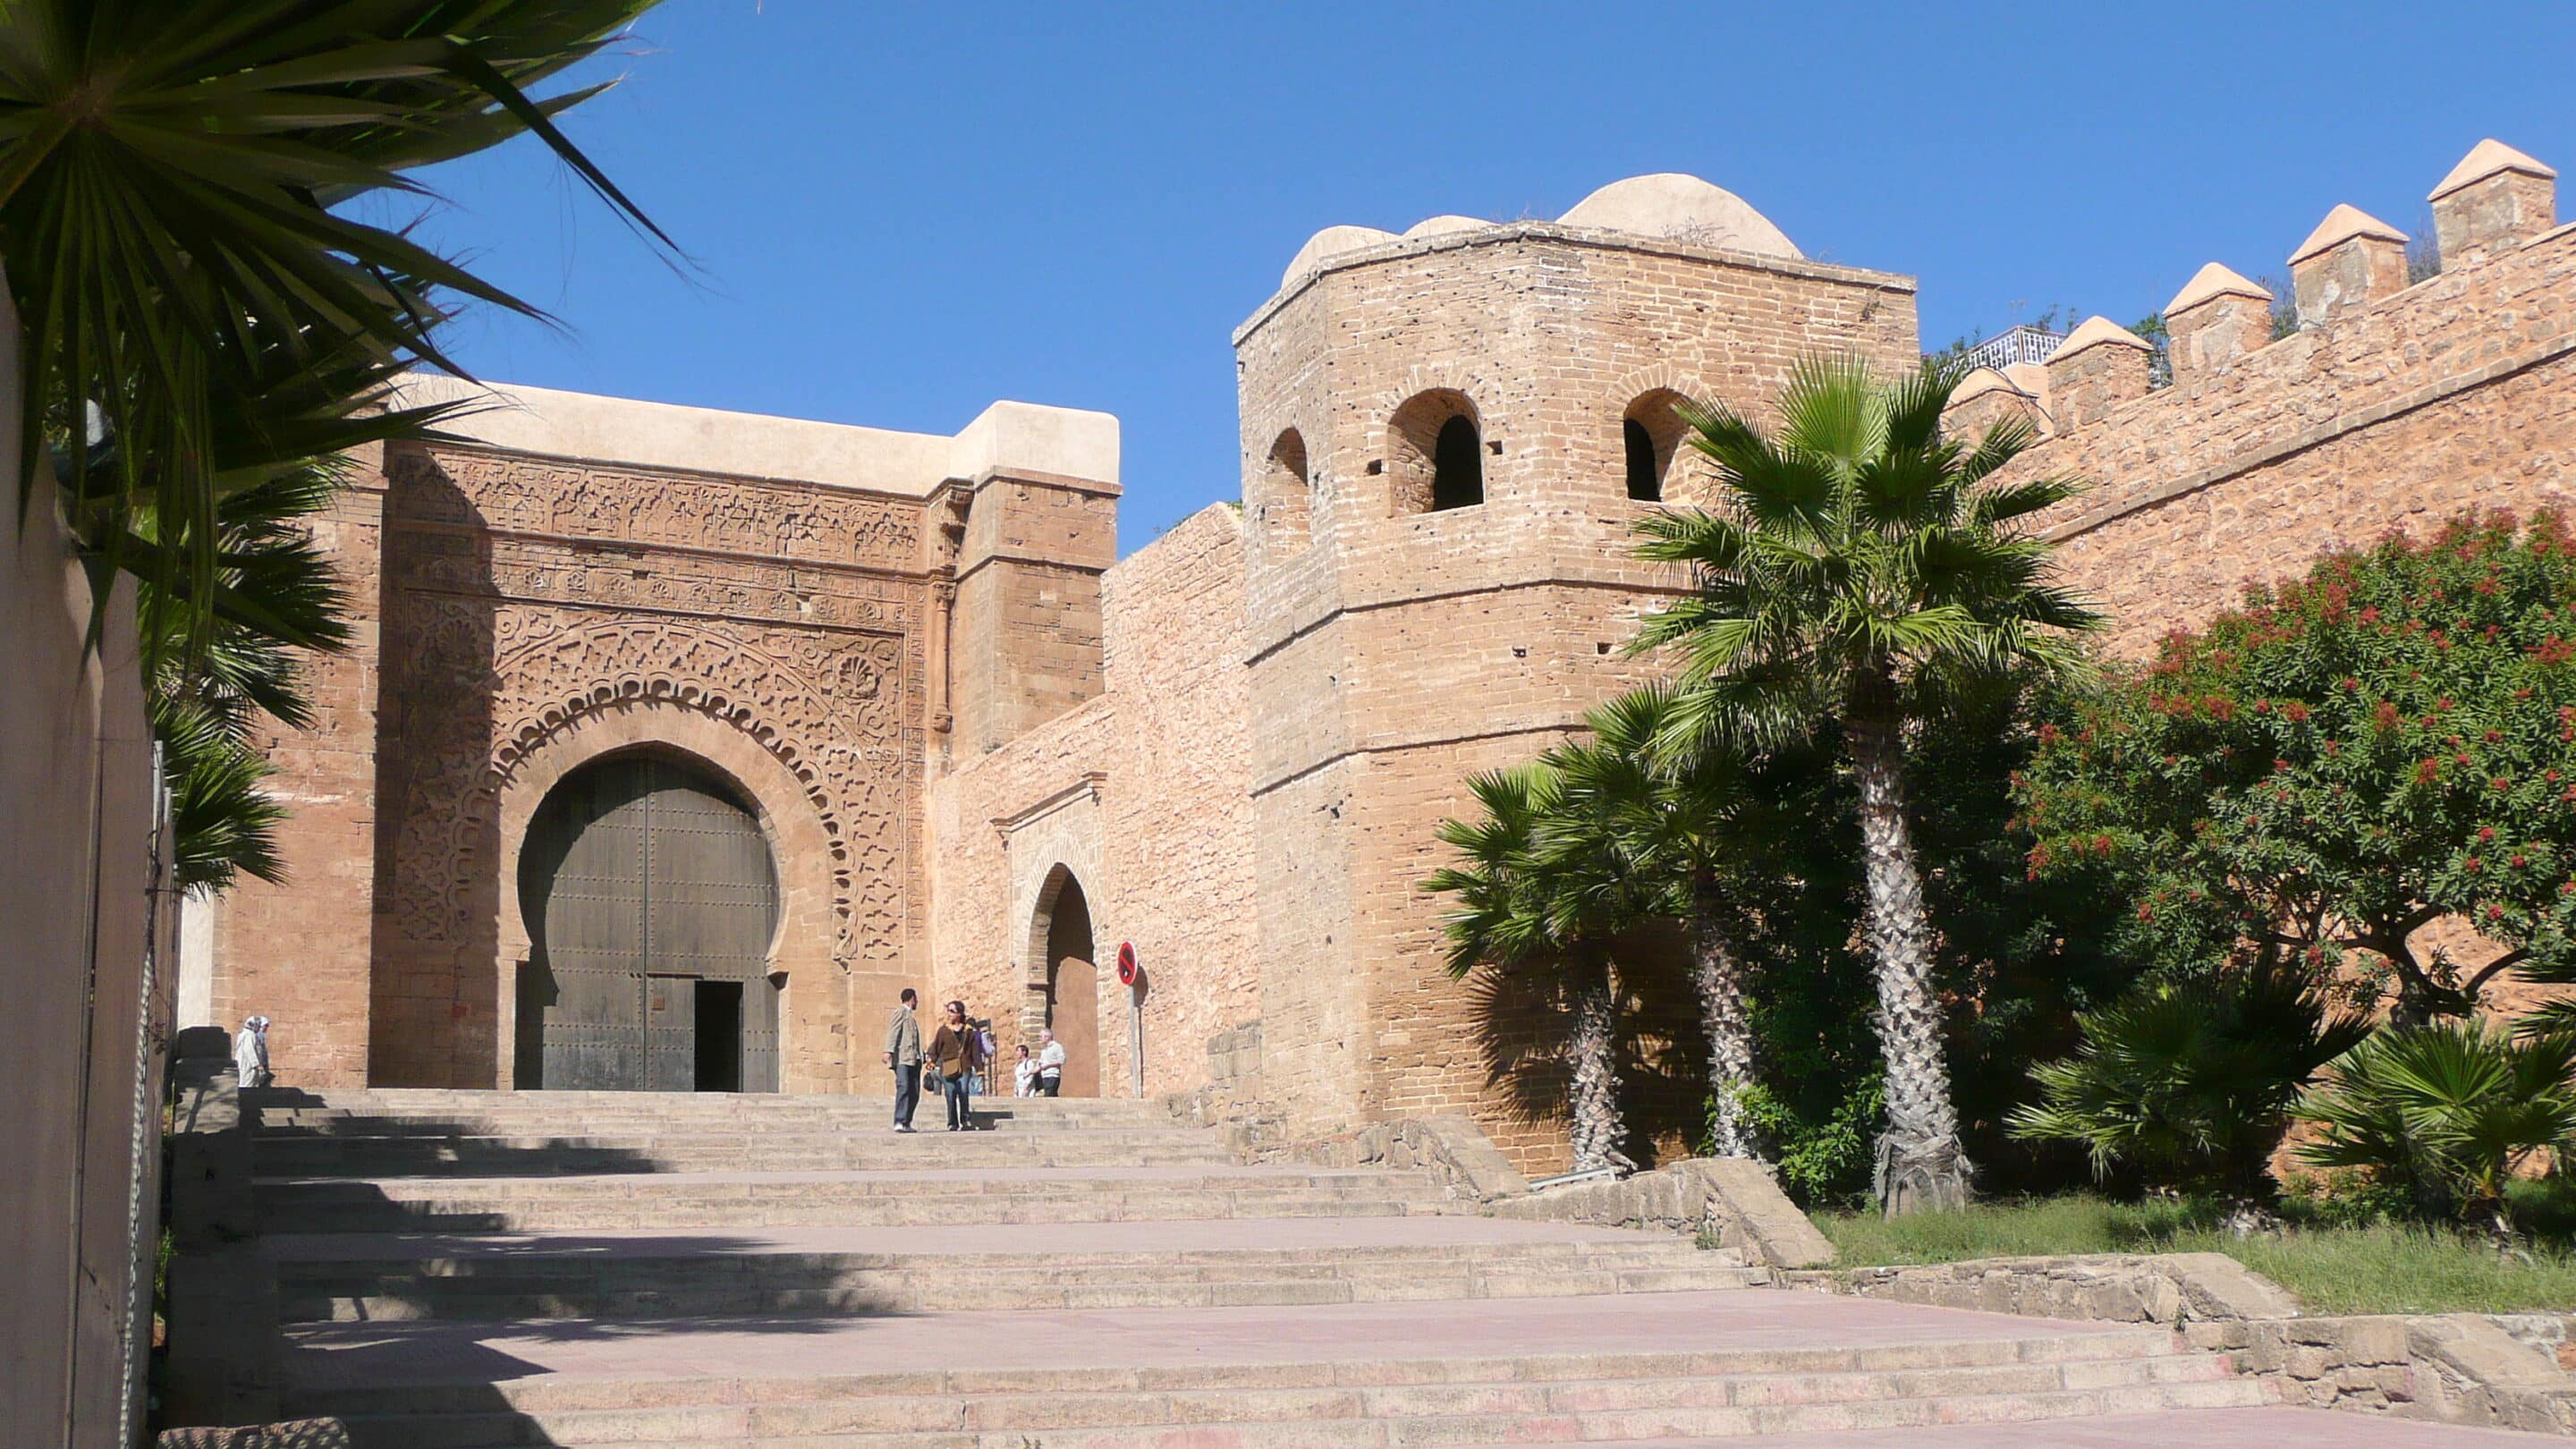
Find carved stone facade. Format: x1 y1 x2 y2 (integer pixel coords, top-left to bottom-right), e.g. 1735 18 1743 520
199 384 1117 1089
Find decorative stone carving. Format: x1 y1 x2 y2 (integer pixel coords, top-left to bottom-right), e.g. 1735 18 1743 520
377 445 932 1001
389 446 920 572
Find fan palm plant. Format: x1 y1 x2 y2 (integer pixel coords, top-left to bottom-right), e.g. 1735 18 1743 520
2007 958 2372 1208
1427 766 1639 1174
78 339 476 887
1552 684 1826 1161
2297 1022 2576 1244
1631 356 2101 1213
0 0 675 639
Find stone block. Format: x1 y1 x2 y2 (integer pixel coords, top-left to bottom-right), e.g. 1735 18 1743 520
2290 204 2410 328
2430 140 2557 263
2043 317 2156 428
2165 264 2275 377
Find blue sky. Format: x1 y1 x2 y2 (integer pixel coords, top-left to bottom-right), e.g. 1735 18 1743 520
414 2 2576 554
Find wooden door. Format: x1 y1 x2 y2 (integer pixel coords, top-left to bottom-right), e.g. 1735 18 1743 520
519 755 779 1091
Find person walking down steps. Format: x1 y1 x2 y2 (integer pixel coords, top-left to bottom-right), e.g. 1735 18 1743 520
233 1015 272 1089
929 999 986 1131
883 988 923 1133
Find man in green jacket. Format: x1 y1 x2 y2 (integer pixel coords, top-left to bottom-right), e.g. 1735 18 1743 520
883 987 923 1132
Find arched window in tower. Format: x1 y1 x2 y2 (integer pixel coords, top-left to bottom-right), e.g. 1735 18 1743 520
1622 389 1690 504
1386 390 1484 516
1623 418 1659 501
1433 416 1484 511
1264 428 1312 556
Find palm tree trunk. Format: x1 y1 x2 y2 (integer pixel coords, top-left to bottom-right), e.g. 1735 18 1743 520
1690 873 1763 1160
1566 958 1635 1174
1846 694 1972 1216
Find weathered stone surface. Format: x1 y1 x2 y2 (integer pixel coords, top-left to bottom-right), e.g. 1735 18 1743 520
154 1419 349 1449
1794 1251 2297 1326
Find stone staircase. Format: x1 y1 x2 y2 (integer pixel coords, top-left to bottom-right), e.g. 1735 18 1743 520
244 1087 2309 1449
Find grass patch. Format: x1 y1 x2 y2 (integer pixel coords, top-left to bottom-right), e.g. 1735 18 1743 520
1813 1192 2576 1316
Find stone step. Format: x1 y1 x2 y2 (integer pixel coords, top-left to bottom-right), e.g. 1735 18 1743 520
255 1191 1445 1233
318 1351 2261 1448
252 1168 1453 1233
287 1322 2195 1416
279 1258 1764 1322
269 1222 1744 1322
256 1108 1176 1137
247 1089 1174 1123
252 1134 1236 1178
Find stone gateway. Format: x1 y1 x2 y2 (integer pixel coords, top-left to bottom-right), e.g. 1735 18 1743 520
186 146 2576 1173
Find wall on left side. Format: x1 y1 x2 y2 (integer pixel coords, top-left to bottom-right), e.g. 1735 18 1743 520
199 442 386 1085
0 266 177 1449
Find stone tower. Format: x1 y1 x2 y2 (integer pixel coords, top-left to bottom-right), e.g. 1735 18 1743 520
1231 174 1920 1165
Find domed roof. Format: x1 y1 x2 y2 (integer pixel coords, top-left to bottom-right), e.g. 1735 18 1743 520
1402 214 1489 239
1556 174 1799 258
1280 225 1397 287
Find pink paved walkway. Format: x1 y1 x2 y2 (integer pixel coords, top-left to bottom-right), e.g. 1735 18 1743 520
284 1288 2146 1390
1606 1407 2563 1445
264 1215 1656 1260
258 1163 1392 1186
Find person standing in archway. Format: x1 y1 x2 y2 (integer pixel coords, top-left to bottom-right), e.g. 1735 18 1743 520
883 988 923 1132
928 999 986 1131
1036 1029 1066 1097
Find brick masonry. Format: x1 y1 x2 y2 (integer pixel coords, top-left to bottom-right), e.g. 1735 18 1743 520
204 150 2576 1170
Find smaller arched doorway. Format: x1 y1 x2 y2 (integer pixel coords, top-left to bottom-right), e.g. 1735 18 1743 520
1032 869 1102 1097
517 751 783 1092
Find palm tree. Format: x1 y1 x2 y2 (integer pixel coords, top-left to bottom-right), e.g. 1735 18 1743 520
1552 685 1814 1161
2298 1023 2576 1244
76 339 477 889
1631 357 2101 1213
0 0 675 631
1427 766 1638 1174
2007 957 2372 1212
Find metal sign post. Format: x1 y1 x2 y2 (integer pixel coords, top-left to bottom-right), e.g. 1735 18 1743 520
1117 942 1143 1098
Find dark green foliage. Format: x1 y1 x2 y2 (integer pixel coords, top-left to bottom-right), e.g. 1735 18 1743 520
0 0 673 648
2020 509 2576 1023
2298 1023 2576 1240
137 462 352 890
2129 313 2172 390
1905 677 2159 1191
2254 273 2301 339
2008 961 2371 1199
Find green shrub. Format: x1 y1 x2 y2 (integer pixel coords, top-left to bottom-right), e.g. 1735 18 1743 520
2297 1022 2576 1239
1729 1075 1883 1207
2007 961 2368 1200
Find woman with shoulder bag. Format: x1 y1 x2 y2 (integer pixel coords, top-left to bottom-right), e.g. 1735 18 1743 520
928 999 985 1131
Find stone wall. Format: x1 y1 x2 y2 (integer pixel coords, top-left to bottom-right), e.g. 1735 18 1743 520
1797 1250 2576 1435
366 436 933 1090
203 451 386 1085
204 380 1119 1095
1233 220 1920 1168
0 267 177 1449
927 506 1259 1097
1966 143 2576 655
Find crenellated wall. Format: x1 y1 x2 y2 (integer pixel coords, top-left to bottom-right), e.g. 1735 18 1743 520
1951 140 2576 652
